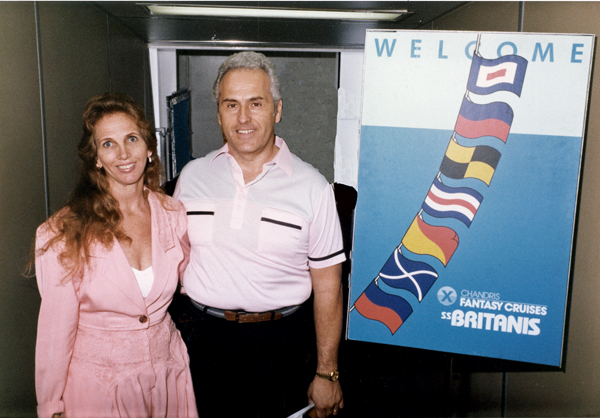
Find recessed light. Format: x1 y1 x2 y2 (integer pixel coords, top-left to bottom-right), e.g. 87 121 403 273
143 4 406 21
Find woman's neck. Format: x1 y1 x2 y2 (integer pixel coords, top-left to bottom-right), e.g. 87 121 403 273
111 183 149 214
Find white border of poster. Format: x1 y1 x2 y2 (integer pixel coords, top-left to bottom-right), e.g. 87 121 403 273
347 30 594 367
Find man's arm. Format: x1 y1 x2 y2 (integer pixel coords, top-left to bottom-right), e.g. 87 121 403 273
307 263 344 417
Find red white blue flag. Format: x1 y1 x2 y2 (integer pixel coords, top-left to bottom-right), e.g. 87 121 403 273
467 54 527 96
422 177 483 227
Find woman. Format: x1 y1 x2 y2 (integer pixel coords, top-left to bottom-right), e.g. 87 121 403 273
34 93 197 418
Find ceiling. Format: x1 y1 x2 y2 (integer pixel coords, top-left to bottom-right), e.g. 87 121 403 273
94 1 467 49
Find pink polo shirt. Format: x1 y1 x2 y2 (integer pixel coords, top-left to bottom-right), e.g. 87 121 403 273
174 137 345 311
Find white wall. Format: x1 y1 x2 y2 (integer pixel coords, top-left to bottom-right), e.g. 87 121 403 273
334 51 364 189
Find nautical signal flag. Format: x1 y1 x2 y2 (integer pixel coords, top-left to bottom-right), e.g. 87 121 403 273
455 98 514 143
379 247 438 301
439 139 501 186
354 281 413 334
422 177 483 227
467 54 527 96
402 214 459 266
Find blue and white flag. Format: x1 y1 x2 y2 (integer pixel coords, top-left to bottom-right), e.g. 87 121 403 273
379 248 439 301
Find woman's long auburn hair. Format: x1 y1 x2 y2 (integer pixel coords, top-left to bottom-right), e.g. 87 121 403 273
39 93 165 282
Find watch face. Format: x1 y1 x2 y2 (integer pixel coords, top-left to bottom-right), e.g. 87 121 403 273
331 371 339 381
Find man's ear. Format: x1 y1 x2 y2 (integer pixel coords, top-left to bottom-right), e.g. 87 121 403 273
275 99 283 123
216 111 222 127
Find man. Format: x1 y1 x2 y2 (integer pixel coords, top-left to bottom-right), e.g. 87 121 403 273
174 51 345 418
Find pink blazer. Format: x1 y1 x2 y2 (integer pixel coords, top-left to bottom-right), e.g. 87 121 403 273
35 191 190 417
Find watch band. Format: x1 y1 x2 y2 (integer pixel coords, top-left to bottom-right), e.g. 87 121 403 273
315 369 339 382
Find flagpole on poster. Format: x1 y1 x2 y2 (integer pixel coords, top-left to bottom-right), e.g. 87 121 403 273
471 32 507 418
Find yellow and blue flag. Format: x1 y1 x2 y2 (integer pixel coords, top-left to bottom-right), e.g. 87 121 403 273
439 139 501 186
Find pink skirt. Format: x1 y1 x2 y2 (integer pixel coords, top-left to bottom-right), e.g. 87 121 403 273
62 316 198 418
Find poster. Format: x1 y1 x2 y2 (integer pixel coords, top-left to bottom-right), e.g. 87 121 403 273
347 30 594 366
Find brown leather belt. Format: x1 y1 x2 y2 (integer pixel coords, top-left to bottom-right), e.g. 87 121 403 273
191 299 300 323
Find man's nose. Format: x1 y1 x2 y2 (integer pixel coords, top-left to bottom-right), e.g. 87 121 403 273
238 105 251 123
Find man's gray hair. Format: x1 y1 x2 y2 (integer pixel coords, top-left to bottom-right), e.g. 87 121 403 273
212 51 281 104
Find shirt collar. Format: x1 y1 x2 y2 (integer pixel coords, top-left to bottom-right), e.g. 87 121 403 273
211 142 229 162
211 136 294 177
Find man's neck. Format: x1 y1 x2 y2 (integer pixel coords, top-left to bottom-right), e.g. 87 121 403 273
231 140 280 184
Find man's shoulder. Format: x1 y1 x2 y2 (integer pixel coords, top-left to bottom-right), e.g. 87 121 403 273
179 150 221 177
289 152 329 189
175 149 229 199
276 137 328 188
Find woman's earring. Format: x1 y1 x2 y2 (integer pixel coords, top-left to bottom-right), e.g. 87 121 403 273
96 161 102 168
148 155 152 163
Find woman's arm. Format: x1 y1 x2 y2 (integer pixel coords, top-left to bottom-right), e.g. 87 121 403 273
35 227 80 418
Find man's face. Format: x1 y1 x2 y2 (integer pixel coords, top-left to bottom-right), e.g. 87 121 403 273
217 68 283 162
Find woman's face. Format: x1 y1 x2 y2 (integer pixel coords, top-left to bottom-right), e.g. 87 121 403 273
94 112 150 192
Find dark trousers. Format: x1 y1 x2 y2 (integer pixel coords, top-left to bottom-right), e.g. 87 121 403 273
176 295 316 418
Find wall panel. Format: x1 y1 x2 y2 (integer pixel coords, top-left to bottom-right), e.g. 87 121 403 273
38 2 111 214
0 2 45 416
433 2 521 32
0 3 152 416
108 16 154 123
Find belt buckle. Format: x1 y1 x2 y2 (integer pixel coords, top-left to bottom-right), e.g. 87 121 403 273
223 309 285 323
223 310 240 322
224 310 255 323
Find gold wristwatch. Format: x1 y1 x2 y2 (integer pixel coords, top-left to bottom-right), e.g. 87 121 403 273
315 369 339 382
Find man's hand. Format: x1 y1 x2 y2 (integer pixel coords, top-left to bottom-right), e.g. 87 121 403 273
307 376 344 417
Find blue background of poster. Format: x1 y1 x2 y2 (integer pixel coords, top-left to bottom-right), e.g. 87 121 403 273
347 31 594 366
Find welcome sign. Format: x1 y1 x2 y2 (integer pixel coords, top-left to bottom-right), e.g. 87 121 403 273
347 30 594 366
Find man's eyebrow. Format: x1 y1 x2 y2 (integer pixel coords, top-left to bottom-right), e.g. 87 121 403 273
221 96 266 103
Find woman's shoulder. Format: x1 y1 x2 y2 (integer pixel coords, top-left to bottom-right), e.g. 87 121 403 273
35 207 72 251
148 189 185 213
37 207 70 237
148 190 187 236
